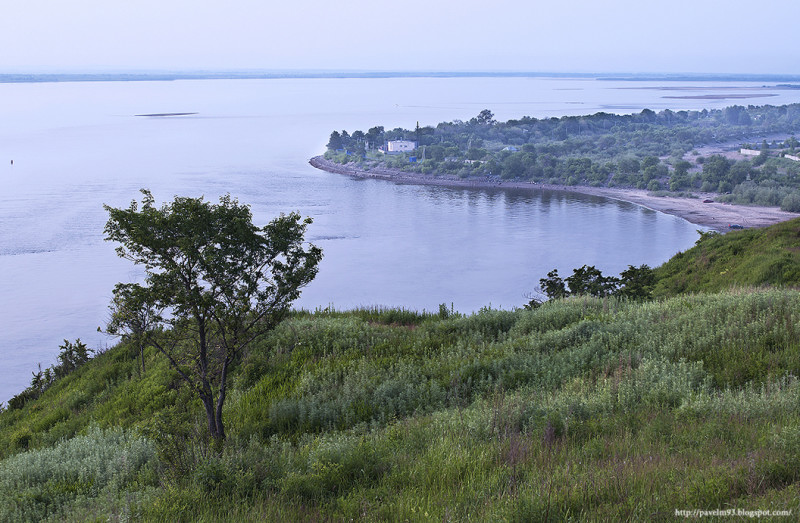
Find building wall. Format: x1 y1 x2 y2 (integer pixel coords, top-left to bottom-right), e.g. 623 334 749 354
387 140 416 152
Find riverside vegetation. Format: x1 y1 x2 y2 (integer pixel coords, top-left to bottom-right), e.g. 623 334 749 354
326 104 800 211
1 212 800 520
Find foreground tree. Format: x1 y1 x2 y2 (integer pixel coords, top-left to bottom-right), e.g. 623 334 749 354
104 190 322 441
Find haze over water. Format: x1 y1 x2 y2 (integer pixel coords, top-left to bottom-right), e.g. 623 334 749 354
3 76 800 402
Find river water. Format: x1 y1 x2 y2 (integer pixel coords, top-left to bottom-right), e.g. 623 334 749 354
3 76 800 402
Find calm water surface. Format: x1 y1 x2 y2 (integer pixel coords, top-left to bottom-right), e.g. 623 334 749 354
3 77 800 401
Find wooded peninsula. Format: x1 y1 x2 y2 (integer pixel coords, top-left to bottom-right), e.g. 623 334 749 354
322 104 800 213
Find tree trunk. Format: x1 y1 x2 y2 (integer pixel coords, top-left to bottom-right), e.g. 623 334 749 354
201 393 219 440
214 359 230 440
196 314 223 440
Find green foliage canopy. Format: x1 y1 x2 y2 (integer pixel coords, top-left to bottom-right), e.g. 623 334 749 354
538 264 655 301
103 190 322 440
325 105 800 207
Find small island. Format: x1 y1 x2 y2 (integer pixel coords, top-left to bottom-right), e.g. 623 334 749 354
311 105 800 230
135 112 198 117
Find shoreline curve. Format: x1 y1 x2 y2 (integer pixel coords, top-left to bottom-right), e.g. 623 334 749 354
309 156 799 232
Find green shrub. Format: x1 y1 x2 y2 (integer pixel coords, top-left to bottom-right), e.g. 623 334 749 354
616 358 710 411
0 426 156 521
679 376 800 420
781 192 800 212
510 298 605 336
279 434 391 500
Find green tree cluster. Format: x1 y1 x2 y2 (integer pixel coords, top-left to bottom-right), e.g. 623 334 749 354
7 339 91 411
536 264 655 303
325 105 800 207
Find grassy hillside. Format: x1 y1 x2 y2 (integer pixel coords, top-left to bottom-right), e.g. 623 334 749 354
654 216 800 296
2 289 800 520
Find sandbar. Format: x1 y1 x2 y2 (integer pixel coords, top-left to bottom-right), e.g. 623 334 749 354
135 112 198 117
662 94 777 100
309 156 799 232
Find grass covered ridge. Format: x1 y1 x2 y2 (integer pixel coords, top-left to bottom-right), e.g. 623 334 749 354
2 290 800 520
655 217 800 295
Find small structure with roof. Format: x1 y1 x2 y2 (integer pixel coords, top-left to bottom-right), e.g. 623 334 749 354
381 140 417 154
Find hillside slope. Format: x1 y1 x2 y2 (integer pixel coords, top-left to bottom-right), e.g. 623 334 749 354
4 218 800 520
2 290 800 520
654 216 800 295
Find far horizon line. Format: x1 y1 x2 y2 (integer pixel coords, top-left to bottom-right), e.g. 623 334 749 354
1 70 800 84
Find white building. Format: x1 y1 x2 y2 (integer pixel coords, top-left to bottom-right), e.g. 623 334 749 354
386 140 416 153
740 148 761 156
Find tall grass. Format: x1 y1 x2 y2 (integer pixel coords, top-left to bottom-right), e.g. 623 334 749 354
0 426 157 521
2 288 800 519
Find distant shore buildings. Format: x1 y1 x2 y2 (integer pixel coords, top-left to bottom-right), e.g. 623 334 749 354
381 140 417 154
740 147 800 161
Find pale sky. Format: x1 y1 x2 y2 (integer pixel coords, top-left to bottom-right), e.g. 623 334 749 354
1 0 798 74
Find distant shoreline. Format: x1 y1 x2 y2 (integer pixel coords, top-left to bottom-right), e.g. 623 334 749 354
309 156 799 232
4 71 800 84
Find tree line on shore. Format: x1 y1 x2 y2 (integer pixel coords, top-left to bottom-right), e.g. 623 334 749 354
326 104 800 211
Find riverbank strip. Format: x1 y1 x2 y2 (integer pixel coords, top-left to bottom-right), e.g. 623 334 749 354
309 156 799 231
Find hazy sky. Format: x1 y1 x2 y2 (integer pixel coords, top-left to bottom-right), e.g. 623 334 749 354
1 0 797 74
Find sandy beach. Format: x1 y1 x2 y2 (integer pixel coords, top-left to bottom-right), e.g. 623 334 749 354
309 156 800 232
